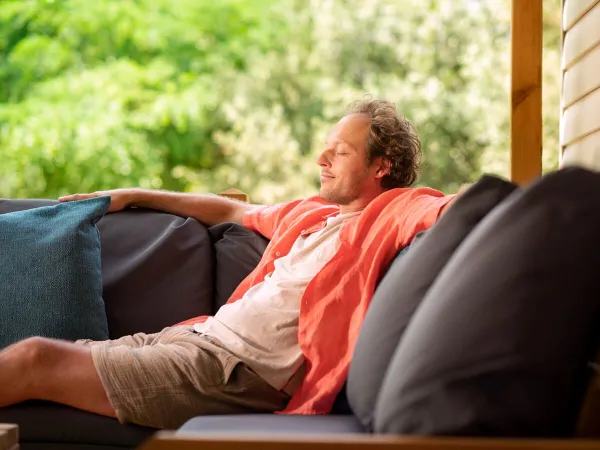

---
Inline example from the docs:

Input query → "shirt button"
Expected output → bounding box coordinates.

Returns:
[276,252,281,257]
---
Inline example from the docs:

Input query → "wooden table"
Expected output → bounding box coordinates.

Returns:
[0,425,18,450]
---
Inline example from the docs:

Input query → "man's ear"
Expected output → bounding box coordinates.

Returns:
[374,157,392,179]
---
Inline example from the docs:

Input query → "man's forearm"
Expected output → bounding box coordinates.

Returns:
[127,189,255,226]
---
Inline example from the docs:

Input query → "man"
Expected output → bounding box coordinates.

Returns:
[0,99,456,429]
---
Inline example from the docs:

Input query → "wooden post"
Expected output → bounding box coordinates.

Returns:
[510,0,543,184]
[559,0,564,164]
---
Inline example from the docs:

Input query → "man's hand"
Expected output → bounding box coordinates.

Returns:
[58,189,139,213]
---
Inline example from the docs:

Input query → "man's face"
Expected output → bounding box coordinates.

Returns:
[317,113,377,205]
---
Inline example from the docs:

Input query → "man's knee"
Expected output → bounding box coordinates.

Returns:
[8,337,92,398]
[13,336,55,367]
[10,336,77,373]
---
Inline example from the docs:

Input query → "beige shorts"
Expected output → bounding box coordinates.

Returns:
[77,326,290,429]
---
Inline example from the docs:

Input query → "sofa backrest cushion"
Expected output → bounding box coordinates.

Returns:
[374,167,600,437]
[347,175,517,431]
[0,200,215,338]
[98,207,215,337]
[208,222,269,311]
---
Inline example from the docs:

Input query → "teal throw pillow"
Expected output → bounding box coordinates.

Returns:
[0,196,110,348]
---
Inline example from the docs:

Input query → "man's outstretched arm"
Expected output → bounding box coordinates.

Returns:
[59,189,262,227]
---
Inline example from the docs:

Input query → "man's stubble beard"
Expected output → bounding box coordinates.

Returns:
[319,184,358,206]
[319,169,370,205]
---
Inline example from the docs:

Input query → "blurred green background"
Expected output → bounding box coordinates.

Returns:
[0,0,561,203]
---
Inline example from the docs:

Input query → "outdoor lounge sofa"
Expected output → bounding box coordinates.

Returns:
[3,168,600,450]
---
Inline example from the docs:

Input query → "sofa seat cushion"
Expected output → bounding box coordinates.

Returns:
[178,414,365,435]
[0,401,155,448]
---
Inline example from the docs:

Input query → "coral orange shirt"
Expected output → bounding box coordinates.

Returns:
[178,187,454,414]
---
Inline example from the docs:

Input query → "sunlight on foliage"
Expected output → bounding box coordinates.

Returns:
[0,0,561,203]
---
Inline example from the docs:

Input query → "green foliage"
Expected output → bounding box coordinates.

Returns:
[0,0,561,202]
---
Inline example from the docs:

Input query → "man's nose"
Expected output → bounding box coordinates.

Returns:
[317,150,331,167]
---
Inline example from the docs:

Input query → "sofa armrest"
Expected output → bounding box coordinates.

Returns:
[139,433,600,450]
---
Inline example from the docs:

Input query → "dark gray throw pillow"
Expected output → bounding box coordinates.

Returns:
[375,167,600,437]
[0,200,215,338]
[347,175,517,431]
[208,222,269,311]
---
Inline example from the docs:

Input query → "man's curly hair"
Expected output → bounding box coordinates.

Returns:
[347,99,421,189]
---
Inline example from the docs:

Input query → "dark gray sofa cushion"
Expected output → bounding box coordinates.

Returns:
[98,207,214,337]
[208,222,269,311]
[348,175,517,431]
[0,199,215,338]
[375,167,600,437]
[178,414,364,435]
[0,401,155,448]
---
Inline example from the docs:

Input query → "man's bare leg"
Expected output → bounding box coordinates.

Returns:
[0,337,116,418]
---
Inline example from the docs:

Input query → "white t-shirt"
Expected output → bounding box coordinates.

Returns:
[194,211,360,391]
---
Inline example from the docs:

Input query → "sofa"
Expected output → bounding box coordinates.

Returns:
[2,168,600,450]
